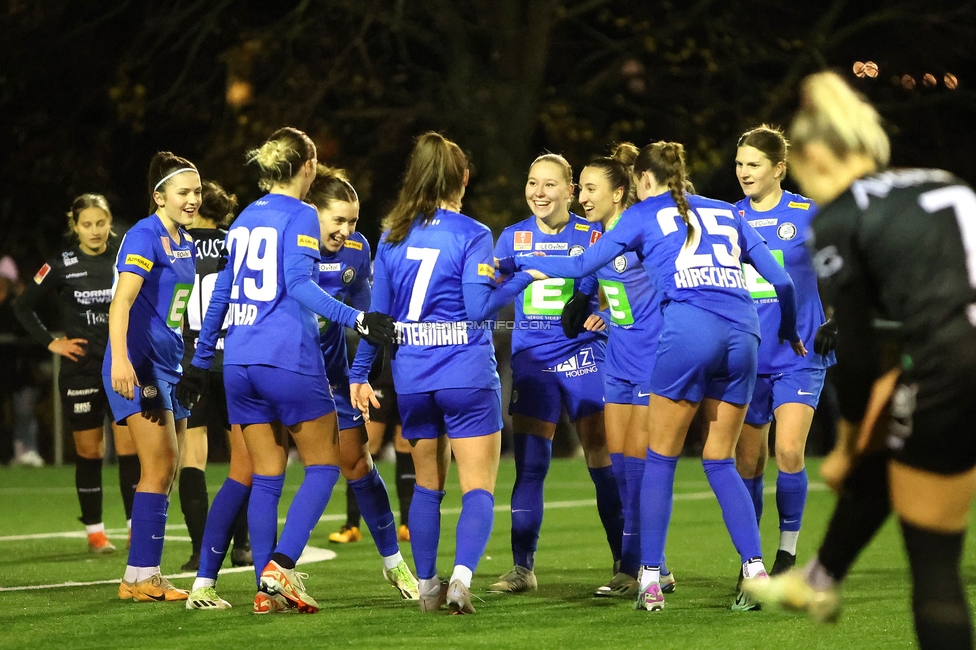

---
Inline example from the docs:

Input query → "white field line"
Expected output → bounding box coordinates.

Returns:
[0,546,336,592]
[0,483,829,543]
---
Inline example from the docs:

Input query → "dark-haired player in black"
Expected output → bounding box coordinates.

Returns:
[14,194,140,554]
[746,72,976,650]
[178,181,251,572]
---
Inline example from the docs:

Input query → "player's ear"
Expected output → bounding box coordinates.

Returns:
[462,168,470,187]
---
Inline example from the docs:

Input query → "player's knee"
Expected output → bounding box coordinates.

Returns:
[776,447,805,473]
[340,453,371,480]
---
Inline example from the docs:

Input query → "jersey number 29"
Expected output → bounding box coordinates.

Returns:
[226,226,279,301]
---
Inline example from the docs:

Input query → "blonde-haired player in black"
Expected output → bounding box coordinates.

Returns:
[746,71,976,650]
[14,194,140,553]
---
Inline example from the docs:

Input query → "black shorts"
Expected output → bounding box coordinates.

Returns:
[187,371,230,431]
[887,359,976,475]
[368,359,400,426]
[61,373,109,431]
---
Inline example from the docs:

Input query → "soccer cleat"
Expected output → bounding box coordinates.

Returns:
[253,591,290,614]
[594,572,639,598]
[397,525,410,543]
[742,568,841,623]
[732,571,768,611]
[328,525,362,544]
[636,582,665,611]
[419,580,449,613]
[446,579,476,615]
[88,531,116,554]
[118,580,133,600]
[128,574,189,602]
[660,572,677,594]
[383,560,420,600]
[231,545,253,567]
[186,586,232,610]
[181,553,200,572]
[487,566,537,593]
[258,560,319,614]
[771,549,797,576]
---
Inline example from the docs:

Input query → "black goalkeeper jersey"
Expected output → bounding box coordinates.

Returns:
[183,227,228,369]
[14,242,119,377]
[811,168,976,421]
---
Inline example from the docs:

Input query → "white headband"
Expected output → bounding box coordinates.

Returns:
[153,167,197,192]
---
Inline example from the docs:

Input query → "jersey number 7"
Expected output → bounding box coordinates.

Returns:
[405,247,440,321]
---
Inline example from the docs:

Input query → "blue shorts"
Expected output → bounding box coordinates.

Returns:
[399,388,503,440]
[605,374,653,406]
[745,367,827,426]
[330,379,365,431]
[224,365,335,427]
[509,346,605,422]
[649,302,759,405]
[103,376,190,425]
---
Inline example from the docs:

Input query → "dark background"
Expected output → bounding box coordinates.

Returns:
[3,0,974,268]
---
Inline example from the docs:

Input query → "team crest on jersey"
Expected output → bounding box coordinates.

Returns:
[787,201,811,210]
[141,385,159,399]
[613,255,628,273]
[590,230,602,245]
[343,239,363,251]
[514,231,533,251]
[342,267,356,284]
[776,222,797,241]
[569,245,585,257]
[62,251,78,266]
[34,263,51,285]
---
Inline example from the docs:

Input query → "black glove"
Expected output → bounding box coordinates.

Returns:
[356,311,398,346]
[561,290,591,339]
[176,364,209,410]
[814,318,839,356]
[216,253,229,272]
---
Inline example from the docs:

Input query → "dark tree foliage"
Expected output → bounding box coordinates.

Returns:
[2,0,974,268]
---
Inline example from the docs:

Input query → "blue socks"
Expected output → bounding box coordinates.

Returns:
[610,453,628,512]
[249,474,285,582]
[511,433,551,570]
[621,455,645,577]
[455,489,495,573]
[410,486,445,580]
[198,478,251,580]
[776,469,808,532]
[128,492,168,567]
[276,465,340,564]
[740,475,765,525]
[349,468,399,558]
[703,458,762,563]
[640,449,678,569]
[589,465,623,564]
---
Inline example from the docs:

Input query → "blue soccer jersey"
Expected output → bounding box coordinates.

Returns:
[595,214,663,384]
[193,193,360,375]
[103,214,196,383]
[736,191,836,373]
[316,232,372,380]
[494,214,606,366]
[351,209,504,392]
[515,193,787,339]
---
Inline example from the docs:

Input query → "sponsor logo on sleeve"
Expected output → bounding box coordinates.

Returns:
[478,263,495,277]
[33,263,52,284]
[574,223,590,232]
[297,234,319,250]
[125,254,153,272]
[787,201,811,210]
[343,239,363,251]
[590,230,602,245]
[569,245,585,257]
[514,231,533,251]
